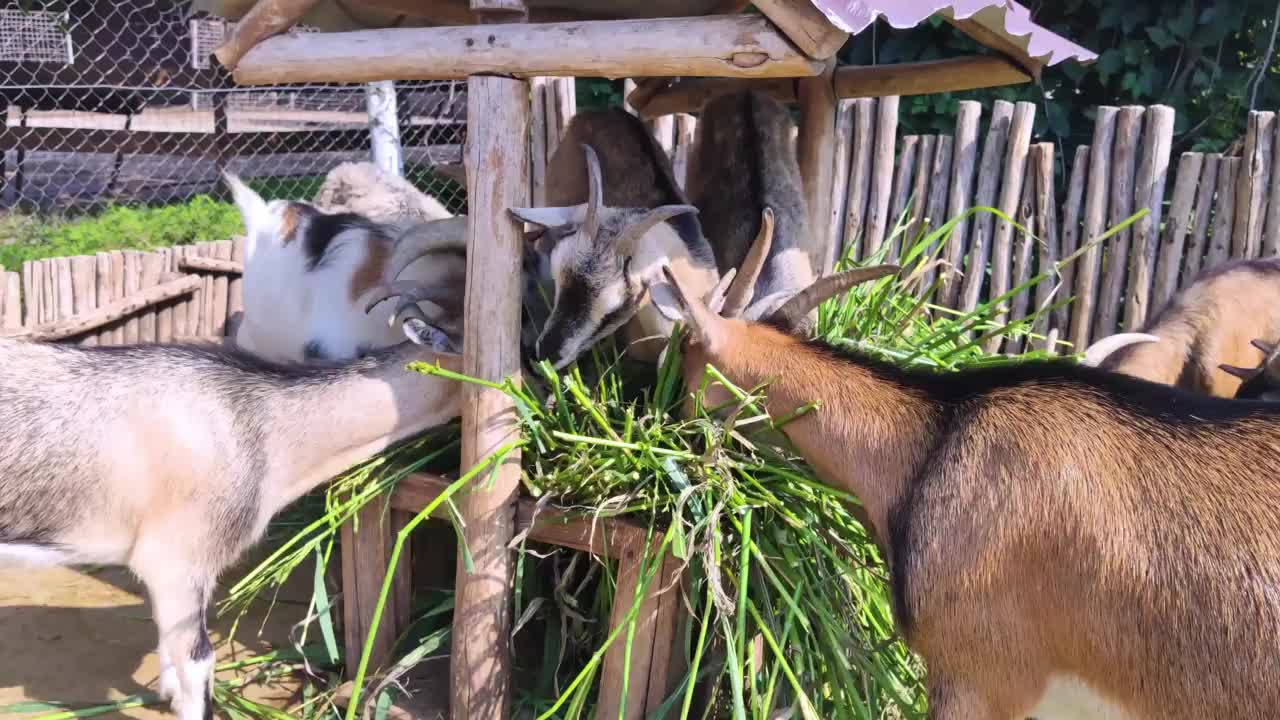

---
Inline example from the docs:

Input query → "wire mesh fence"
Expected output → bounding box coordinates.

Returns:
[1,0,467,216]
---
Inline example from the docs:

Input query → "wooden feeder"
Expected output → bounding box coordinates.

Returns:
[201,1,1094,716]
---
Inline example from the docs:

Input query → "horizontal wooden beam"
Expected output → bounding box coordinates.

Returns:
[6,274,200,341]
[633,55,1032,118]
[231,15,824,85]
[391,472,648,560]
[213,0,322,71]
[834,55,1032,99]
[181,256,245,274]
[751,0,848,59]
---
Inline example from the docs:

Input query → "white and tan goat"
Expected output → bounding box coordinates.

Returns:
[1081,257,1280,396]
[0,308,460,720]
[224,172,467,361]
[650,232,1280,719]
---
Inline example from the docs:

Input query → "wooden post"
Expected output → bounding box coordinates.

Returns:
[1123,105,1175,331]
[1068,106,1118,350]
[1029,143,1059,350]
[841,98,875,261]
[1207,157,1239,268]
[1005,161,1037,354]
[213,241,234,336]
[2,272,20,332]
[906,134,936,248]
[366,80,405,177]
[1264,119,1280,256]
[958,99,1013,315]
[139,252,164,343]
[863,95,899,258]
[1233,110,1275,259]
[751,0,848,59]
[983,101,1034,353]
[450,74,529,720]
[341,498,404,674]
[1151,153,1203,309]
[797,61,837,273]
[1094,105,1143,340]
[885,134,919,260]
[940,100,981,307]
[1183,155,1221,286]
[672,113,697,191]
[71,256,98,347]
[122,252,142,344]
[213,0,322,70]
[825,99,856,269]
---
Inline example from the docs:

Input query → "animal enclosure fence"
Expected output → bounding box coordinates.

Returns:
[0,0,466,213]
[824,98,1280,354]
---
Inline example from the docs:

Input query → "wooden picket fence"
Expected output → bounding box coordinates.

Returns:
[822,98,1280,356]
[0,237,245,345]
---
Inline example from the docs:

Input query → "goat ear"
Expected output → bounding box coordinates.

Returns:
[509,206,581,230]
[223,171,266,224]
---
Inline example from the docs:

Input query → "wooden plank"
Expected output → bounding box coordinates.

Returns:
[341,499,400,674]
[156,248,175,343]
[93,253,112,344]
[636,77,796,120]
[1068,107,1118,350]
[141,252,166,343]
[797,61,838,272]
[907,134,936,248]
[920,134,953,291]
[231,16,825,85]
[1207,157,1239,268]
[885,134,920,260]
[197,243,216,337]
[54,258,74,325]
[5,276,201,342]
[834,55,1031,99]
[1182,154,1220,287]
[529,77,549,207]
[109,252,126,345]
[598,542,660,720]
[1264,117,1280,256]
[1005,163,1037,354]
[70,256,98,347]
[229,236,247,318]
[212,240,234,336]
[825,99,856,270]
[862,95,899,258]
[841,98,875,261]
[2,272,20,332]
[643,552,686,716]
[171,247,191,340]
[121,252,143,344]
[41,260,55,326]
[751,0,848,59]
[451,74,529,720]
[957,99,1014,315]
[1123,105,1176,331]
[213,0,323,70]
[21,261,38,329]
[1151,153,1204,309]
[940,101,981,307]
[983,101,1035,352]
[1029,143,1060,351]
[1233,110,1275,258]
[1094,105,1144,341]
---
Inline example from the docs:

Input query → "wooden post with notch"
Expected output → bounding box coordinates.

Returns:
[450,73,529,720]
[797,60,838,273]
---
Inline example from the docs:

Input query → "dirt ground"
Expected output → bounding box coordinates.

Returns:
[0,554,309,720]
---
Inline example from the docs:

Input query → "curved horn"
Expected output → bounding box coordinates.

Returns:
[616,204,699,248]
[383,216,468,284]
[1219,363,1259,381]
[705,267,737,314]
[1080,332,1159,367]
[362,279,457,316]
[721,207,775,319]
[766,264,901,330]
[581,143,604,238]
[1251,338,1278,356]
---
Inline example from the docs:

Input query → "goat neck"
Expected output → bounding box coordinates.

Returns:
[264,344,461,513]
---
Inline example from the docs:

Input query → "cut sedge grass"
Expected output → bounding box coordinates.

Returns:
[209,205,1144,719]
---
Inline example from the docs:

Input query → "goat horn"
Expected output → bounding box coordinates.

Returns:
[582,143,604,238]
[383,217,468,284]
[1251,338,1278,356]
[1219,363,1260,381]
[721,207,775,319]
[705,267,737,314]
[363,280,455,316]
[617,204,699,249]
[1080,333,1159,367]
[766,265,901,330]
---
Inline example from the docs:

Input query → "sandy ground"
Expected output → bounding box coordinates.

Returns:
[0,553,309,720]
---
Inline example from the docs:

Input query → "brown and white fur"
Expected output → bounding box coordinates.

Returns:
[650,232,1280,719]
[224,172,467,362]
[1081,257,1280,397]
[0,318,460,720]
[687,89,817,331]
[510,108,719,368]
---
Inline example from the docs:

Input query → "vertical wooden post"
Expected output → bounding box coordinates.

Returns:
[366,80,405,177]
[341,499,402,673]
[983,100,1035,353]
[1183,155,1221,286]
[841,98,875,261]
[1151,153,1203,309]
[1123,105,1175,331]
[825,100,856,269]
[1068,106,1118,350]
[957,99,1013,316]
[940,101,981,307]
[1233,110,1275,259]
[450,73,529,720]
[1094,105,1143,340]
[863,95,899,259]
[797,61,837,274]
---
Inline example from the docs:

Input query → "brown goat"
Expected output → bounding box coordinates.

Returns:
[1083,257,1280,396]
[649,229,1280,719]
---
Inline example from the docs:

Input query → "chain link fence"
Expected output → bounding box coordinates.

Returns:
[1,0,467,215]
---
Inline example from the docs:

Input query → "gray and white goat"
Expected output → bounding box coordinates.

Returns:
[0,317,460,720]
[686,89,817,331]
[224,172,467,361]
